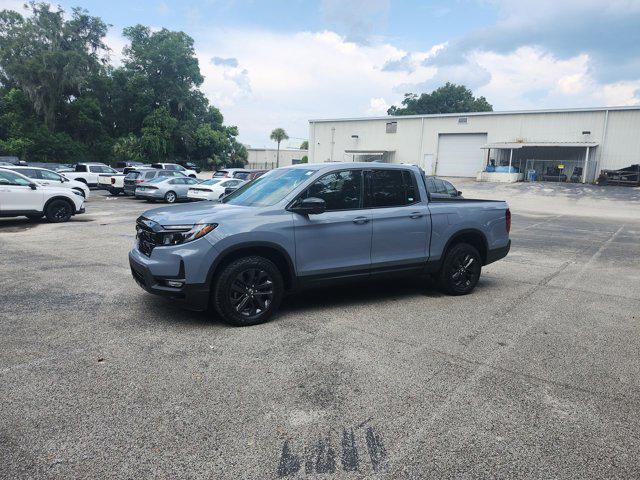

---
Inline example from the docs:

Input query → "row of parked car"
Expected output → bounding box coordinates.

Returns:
[0,157,466,224]
[105,166,266,203]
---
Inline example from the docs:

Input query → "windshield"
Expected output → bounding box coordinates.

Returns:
[224,168,315,207]
[125,171,141,179]
[200,178,222,186]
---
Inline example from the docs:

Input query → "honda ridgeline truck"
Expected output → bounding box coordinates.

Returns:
[129,163,511,326]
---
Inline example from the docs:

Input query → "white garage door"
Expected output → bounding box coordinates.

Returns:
[436,133,487,177]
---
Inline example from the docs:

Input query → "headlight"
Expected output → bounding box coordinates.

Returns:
[72,190,84,197]
[158,223,217,246]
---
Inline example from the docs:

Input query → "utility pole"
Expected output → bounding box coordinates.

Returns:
[330,127,335,162]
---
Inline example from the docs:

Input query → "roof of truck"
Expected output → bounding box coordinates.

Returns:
[287,162,419,171]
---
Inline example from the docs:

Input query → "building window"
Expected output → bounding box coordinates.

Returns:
[385,121,397,133]
[458,117,468,124]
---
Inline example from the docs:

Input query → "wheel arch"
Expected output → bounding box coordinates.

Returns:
[43,195,76,213]
[442,228,488,265]
[207,242,296,291]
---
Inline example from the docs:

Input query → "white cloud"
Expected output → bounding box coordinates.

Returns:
[196,29,436,146]
[472,47,640,109]
[367,97,389,114]
[104,31,128,66]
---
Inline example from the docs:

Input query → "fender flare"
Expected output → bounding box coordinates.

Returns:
[205,241,296,287]
[439,228,489,265]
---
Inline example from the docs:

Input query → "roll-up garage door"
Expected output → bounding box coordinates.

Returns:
[436,133,487,177]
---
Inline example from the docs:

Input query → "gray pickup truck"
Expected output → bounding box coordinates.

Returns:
[129,163,511,326]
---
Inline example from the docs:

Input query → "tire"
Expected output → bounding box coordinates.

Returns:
[438,243,482,295]
[164,191,177,203]
[212,256,284,327]
[45,199,73,223]
[108,188,118,196]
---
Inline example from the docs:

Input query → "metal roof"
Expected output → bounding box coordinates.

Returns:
[482,141,599,149]
[309,105,640,123]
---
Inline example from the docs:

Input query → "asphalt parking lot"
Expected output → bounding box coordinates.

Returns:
[2,188,640,479]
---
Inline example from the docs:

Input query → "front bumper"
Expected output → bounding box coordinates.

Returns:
[129,251,210,311]
[76,206,85,214]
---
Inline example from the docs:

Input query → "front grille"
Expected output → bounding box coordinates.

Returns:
[136,217,159,256]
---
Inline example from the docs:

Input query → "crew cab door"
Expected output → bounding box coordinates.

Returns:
[366,169,430,270]
[0,169,43,213]
[292,169,372,278]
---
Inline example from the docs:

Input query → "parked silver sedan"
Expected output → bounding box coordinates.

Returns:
[135,176,200,203]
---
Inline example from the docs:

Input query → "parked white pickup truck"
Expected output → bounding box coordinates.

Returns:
[98,173,126,195]
[63,163,118,187]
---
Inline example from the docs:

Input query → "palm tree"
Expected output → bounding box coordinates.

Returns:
[270,128,289,168]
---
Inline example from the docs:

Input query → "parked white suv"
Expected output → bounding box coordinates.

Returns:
[6,165,90,198]
[151,163,198,178]
[0,168,85,222]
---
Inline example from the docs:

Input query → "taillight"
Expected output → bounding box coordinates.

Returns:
[136,179,144,183]
[111,178,116,184]
[505,208,511,233]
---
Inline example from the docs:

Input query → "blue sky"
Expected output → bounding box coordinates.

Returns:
[2,0,639,148]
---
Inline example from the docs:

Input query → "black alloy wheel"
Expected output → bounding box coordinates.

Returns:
[230,268,274,317]
[213,256,284,326]
[45,200,73,223]
[439,243,481,295]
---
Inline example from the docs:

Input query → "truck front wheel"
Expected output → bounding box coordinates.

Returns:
[212,256,284,326]
[438,243,482,295]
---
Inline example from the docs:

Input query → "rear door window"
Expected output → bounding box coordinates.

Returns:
[366,169,416,207]
[145,171,157,179]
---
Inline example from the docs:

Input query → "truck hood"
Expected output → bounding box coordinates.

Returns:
[140,201,253,226]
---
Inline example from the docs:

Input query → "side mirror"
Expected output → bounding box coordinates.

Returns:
[457,190,462,196]
[29,183,37,190]
[290,197,326,215]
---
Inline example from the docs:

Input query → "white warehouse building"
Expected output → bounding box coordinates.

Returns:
[308,106,640,183]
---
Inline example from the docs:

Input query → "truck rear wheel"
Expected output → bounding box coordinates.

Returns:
[438,243,481,295]
[212,256,284,326]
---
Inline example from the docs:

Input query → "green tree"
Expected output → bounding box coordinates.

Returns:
[0,2,108,132]
[270,128,289,168]
[112,134,143,162]
[0,5,246,167]
[139,107,178,161]
[300,140,308,150]
[388,82,493,116]
[121,25,203,120]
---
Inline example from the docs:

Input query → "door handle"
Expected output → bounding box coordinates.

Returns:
[410,212,423,219]
[353,216,369,224]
